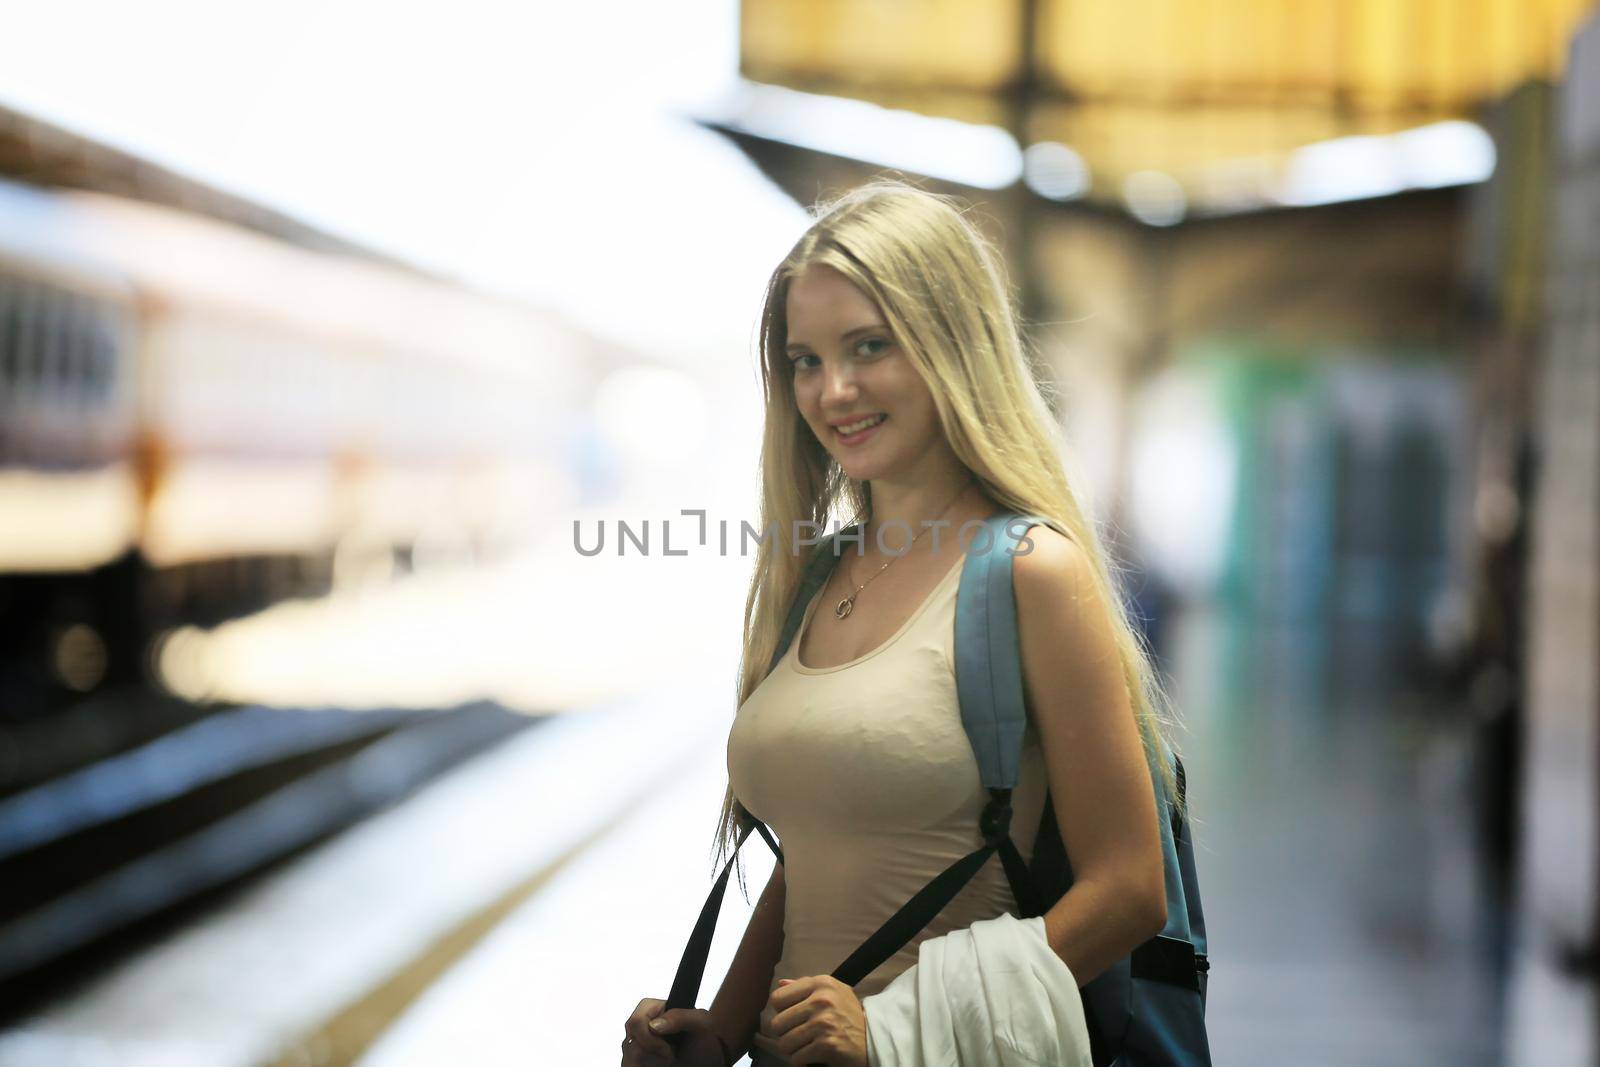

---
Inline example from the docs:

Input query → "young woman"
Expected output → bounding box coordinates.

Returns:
[621,179,1176,1066]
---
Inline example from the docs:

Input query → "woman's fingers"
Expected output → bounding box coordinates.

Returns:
[749,1029,786,1060]
[620,1032,673,1063]
[650,1007,715,1036]
[778,1015,855,1063]
[621,1000,726,1065]
[622,998,673,1060]
[768,994,820,1036]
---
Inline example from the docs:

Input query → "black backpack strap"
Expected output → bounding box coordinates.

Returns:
[751,817,784,867]
[665,814,783,1014]
[830,789,1020,987]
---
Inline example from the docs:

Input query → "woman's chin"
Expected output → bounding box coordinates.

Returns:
[836,458,885,482]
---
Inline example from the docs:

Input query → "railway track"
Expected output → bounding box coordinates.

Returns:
[0,690,534,1017]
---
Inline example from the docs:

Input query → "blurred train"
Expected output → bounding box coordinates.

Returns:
[0,173,593,718]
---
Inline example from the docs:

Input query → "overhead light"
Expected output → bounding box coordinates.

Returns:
[1122,170,1187,226]
[1023,141,1089,201]
[1273,120,1494,208]
[708,80,1023,190]
[1392,120,1497,188]
[1277,135,1405,206]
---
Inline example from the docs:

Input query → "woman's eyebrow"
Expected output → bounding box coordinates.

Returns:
[785,323,889,353]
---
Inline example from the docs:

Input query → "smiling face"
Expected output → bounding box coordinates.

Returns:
[784,265,946,485]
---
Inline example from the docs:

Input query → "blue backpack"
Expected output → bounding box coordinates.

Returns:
[669,511,1211,1066]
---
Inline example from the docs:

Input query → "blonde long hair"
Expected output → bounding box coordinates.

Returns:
[716,177,1179,887]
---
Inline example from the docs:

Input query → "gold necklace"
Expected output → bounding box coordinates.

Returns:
[834,477,974,620]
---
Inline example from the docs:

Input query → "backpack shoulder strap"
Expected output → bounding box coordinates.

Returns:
[954,512,1052,789]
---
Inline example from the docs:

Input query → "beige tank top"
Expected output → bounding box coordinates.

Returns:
[726,550,1050,1023]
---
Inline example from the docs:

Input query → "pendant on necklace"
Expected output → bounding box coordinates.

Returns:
[835,596,855,619]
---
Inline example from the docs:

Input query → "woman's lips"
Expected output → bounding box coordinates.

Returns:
[834,414,886,446]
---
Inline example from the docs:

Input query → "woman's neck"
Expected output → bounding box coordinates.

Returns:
[862,473,988,559]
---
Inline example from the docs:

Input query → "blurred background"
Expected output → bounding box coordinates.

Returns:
[0,1,1596,1064]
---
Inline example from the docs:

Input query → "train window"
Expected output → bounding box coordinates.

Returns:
[14,281,37,397]
[86,309,118,405]
[38,287,63,400]
[43,286,71,402]
[0,278,18,390]
[62,293,79,396]
[71,294,101,409]
[60,293,85,410]
[16,281,42,397]
[41,289,65,401]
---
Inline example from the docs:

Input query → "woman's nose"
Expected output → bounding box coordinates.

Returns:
[820,361,858,407]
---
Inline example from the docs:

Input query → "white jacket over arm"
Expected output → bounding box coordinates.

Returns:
[862,913,1092,1067]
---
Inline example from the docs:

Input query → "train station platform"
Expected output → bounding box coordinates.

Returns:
[0,602,1519,1066]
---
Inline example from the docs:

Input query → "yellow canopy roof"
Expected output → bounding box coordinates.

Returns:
[739,0,1596,200]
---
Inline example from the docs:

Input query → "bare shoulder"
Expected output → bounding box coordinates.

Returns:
[1009,523,1096,605]
[1009,523,1119,667]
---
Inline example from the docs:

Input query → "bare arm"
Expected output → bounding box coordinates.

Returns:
[1013,527,1166,986]
[708,859,787,1060]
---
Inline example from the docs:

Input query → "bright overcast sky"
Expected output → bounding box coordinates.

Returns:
[0,0,807,364]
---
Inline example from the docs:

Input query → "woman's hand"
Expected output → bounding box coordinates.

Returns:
[621,998,727,1066]
[762,976,868,1066]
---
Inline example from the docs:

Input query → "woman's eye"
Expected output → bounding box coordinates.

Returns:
[855,337,889,358]
[789,353,819,371]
